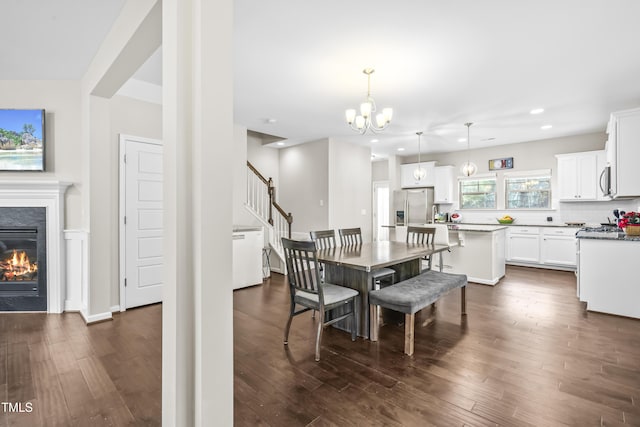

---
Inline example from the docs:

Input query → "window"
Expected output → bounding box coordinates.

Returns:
[459,177,496,209]
[505,172,551,209]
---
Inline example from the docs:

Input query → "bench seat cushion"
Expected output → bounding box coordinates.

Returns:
[368,270,467,315]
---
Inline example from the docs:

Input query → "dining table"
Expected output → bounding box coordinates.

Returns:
[316,240,450,338]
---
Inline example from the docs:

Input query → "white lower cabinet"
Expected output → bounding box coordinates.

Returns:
[540,228,577,267]
[578,238,640,318]
[507,226,578,269]
[232,228,264,289]
[507,227,540,263]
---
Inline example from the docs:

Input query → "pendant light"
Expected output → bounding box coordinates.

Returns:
[345,68,393,134]
[461,122,477,177]
[413,131,426,180]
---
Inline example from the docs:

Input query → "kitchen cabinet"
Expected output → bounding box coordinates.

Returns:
[506,226,578,269]
[447,226,506,285]
[556,151,603,201]
[506,227,540,263]
[540,228,577,267]
[607,107,640,198]
[578,237,640,319]
[434,165,454,204]
[400,162,435,188]
[232,228,264,290]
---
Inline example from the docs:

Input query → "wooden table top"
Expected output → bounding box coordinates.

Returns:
[316,241,449,272]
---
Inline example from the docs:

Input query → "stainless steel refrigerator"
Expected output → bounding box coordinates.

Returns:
[393,188,435,225]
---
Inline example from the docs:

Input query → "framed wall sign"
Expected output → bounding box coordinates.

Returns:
[489,157,513,170]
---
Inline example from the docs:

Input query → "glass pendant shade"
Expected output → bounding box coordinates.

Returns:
[345,109,356,124]
[360,101,372,118]
[461,161,477,177]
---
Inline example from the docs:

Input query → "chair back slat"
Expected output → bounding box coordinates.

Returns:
[406,226,436,244]
[309,229,337,249]
[338,227,362,246]
[282,238,321,294]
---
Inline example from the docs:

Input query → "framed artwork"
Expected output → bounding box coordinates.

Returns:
[0,109,45,171]
[489,157,513,170]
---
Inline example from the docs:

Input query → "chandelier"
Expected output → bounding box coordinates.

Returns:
[413,131,426,180]
[345,68,393,134]
[461,122,477,177]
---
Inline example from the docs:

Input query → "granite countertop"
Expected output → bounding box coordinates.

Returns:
[448,224,507,232]
[458,222,582,228]
[233,226,263,232]
[576,230,640,241]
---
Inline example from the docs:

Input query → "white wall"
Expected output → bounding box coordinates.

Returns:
[247,132,279,190]
[0,80,83,228]
[109,95,162,307]
[328,139,373,242]
[372,159,388,181]
[279,139,329,234]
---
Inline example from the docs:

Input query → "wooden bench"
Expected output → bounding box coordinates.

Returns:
[368,270,467,355]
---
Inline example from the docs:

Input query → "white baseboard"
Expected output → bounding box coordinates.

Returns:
[64,300,83,312]
[81,311,113,324]
[110,305,121,313]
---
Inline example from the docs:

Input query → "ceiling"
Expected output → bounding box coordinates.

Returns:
[4,1,640,158]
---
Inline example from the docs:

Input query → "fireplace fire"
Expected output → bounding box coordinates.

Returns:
[0,250,38,281]
[0,225,43,307]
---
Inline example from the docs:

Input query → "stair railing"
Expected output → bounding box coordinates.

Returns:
[246,161,292,251]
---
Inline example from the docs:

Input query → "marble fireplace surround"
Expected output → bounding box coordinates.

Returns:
[0,180,71,313]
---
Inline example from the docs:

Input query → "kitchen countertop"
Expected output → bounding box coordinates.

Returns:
[576,230,640,241]
[455,222,582,228]
[448,224,507,232]
[383,222,581,229]
[233,226,263,232]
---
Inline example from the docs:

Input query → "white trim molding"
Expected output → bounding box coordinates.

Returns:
[64,230,89,315]
[0,180,71,313]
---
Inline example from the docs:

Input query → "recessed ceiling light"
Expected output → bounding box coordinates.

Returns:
[530,108,545,115]
[458,138,467,143]
[397,147,405,152]
[370,139,379,143]
[541,124,552,130]
[266,118,277,124]
[276,142,285,146]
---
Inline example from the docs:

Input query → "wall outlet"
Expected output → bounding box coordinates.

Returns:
[547,216,553,222]
[361,209,367,215]
[319,199,323,206]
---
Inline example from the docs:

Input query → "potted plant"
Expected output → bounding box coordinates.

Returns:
[618,211,640,235]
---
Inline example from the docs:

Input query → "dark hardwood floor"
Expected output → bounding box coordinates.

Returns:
[235,266,640,426]
[2,266,639,426]
[0,304,161,426]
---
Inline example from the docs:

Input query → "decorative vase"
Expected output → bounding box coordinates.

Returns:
[624,225,640,236]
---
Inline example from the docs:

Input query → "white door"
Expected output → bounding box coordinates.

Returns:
[120,135,163,309]
[372,182,390,241]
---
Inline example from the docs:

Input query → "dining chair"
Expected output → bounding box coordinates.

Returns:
[310,229,337,249]
[338,227,362,246]
[281,237,359,361]
[338,227,395,285]
[406,226,436,270]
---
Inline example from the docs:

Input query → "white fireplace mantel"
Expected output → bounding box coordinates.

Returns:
[0,180,72,313]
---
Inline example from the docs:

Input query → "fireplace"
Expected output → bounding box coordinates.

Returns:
[0,207,47,311]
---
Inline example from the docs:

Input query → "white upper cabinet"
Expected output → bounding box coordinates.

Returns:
[608,107,640,198]
[434,165,454,203]
[556,151,603,201]
[400,162,435,188]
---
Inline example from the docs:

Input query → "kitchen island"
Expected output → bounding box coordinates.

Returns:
[577,229,640,319]
[446,224,507,285]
